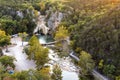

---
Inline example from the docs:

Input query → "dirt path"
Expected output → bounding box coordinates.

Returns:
[3,37,36,71]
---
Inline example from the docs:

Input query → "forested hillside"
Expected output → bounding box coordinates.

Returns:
[61,0,120,79]
[0,0,120,80]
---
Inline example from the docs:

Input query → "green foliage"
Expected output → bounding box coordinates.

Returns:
[103,64,115,77]
[0,0,36,34]
[98,59,104,69]
[27,35,49,69]
[0,59,15,80]
[39,67,51,80]
[55,26,69,41]
[61,0,120,79]
[0,62,5,80]
[18,32,28,46]
[116,76,120,80]
[54,26,69,54]
[0,0,120,79]
[12,69,50,80]
[78,51,95,75]
[0,56,15,68]
[0,30,10,47]
[28,35,39,46]
[0,48,3,56]
[51,65,62,80]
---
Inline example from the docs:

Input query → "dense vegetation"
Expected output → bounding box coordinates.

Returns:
[60,0,120,79]
[25,35,49,69]
[0,0,120,80]
[0,0,38,34]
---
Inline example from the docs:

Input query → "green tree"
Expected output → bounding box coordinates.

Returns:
[0,48,3,56]
[40,67,51,80]
[55,26,69,41]
[51,64,62,80]
[0,30,10,52]
[103,64,115,77]
[11,69,51,80]
[27,35,49,69]
[18,32,28,46]
[78,51,95,75]
[12,69,40,80]
[116,76,120,80]
[0,56,15,68]
[54,26,69,55]
[98,59,104,69]
[28,35,39,46]
[0,62,5,80]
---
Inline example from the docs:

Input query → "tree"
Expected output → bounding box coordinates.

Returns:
[51,64,62,80]
[0,56,15,68]
[116,76,120,80]
[12,69,41,80]
[40,67,51,80]
[27,35,49,69]
[18,32,28,46]
[0,48,3,56]
[0,62,5,80]
[78,51,95,75]
[103,64,115,78]
[54,26,69,55]
[11,68,51,80]
[28,35,39,46]
[61,0,120,78]
[55,26,69,41]
[0,30,10,52]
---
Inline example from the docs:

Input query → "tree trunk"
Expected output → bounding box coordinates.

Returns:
[6,45,9,52]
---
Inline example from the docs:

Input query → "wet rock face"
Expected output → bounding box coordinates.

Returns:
[34,11,64,35]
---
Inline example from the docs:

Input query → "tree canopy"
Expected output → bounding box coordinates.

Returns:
[0,30,10,47]
[26,35,49,69]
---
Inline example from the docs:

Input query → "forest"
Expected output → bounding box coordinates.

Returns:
[0,0,120,80]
